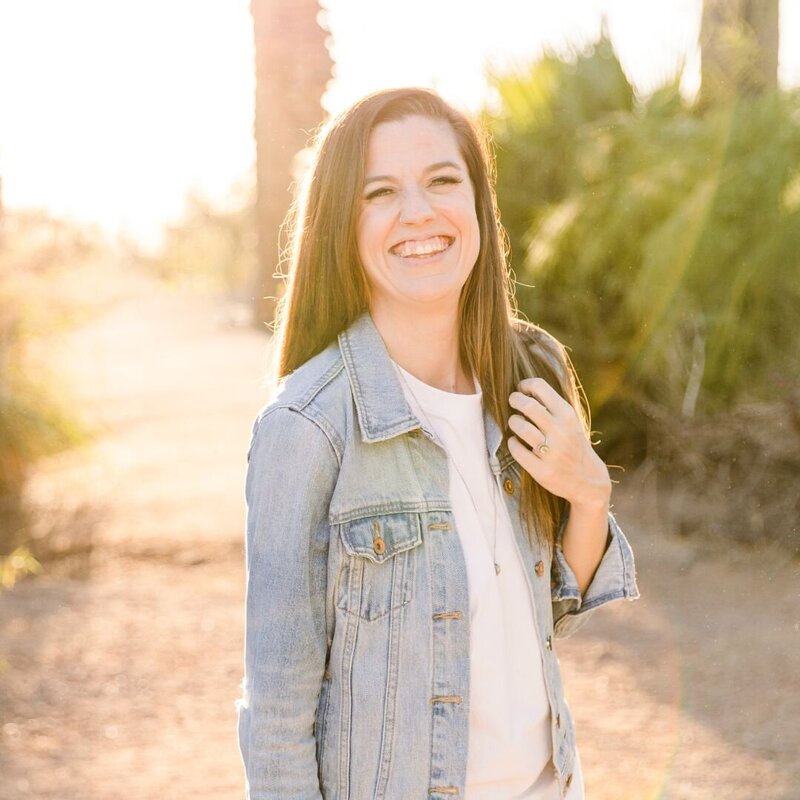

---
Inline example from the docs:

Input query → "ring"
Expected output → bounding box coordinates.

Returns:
[536,438,550,455]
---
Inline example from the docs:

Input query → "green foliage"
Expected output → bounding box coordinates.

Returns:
[485,34,635,265]
[0,211,94,551]
[0,346,85,494]
[485,39,800,459]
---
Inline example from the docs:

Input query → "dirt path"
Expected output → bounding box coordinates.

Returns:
[1,266,798,799]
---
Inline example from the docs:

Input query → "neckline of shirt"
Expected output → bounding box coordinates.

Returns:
[391,358,483,423]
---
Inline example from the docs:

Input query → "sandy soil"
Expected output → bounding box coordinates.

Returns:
[1,264,798,799]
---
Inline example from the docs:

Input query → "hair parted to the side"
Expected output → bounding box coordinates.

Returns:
[268,86,593,550]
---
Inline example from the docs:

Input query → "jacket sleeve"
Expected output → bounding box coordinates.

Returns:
[551,504,639,638]
[236,406,339,799]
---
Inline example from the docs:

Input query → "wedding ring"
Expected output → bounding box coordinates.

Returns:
[536,438,550,455]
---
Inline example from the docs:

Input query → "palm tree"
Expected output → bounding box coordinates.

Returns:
[250,0,332,328]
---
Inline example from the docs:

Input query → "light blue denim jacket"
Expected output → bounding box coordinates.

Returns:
[237,310,639,799]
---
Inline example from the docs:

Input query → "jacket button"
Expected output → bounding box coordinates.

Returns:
[535,560,544,577]
[546,635,552,650]
[373,537,386,555]
[566,773,573,788]
[503,478,514,494]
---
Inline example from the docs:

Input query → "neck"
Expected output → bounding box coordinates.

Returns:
[369,300,473,394]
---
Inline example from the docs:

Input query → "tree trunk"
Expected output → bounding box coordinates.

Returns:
[699,0,779,109]
[250,0,331,330]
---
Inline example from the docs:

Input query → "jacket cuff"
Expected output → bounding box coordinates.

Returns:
[551,505,640,636]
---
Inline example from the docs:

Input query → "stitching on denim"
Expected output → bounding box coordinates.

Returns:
[339,322,425,441]
[259,405,342,469]
[330,501,451,525]
[566,588,627,614]
[295,355,344,411]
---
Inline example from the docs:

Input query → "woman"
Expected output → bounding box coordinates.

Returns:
[236,87,639,799]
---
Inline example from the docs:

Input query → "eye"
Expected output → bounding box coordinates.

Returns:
[365,186,394,201]
[429,175,462,188]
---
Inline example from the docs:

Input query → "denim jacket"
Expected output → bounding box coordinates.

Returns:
[237,310,639,799]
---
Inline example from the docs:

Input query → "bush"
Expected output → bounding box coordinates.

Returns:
[485,38,800,550]
[0,210,94,555]
[487,41,800,431]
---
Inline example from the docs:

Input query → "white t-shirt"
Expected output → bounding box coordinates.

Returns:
[391,360,584,800]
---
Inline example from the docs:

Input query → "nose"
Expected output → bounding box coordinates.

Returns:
[399,187,434,225]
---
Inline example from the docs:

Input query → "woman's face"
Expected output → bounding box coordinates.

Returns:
[356,114,480,317]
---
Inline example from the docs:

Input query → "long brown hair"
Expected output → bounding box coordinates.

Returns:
[270,87,592,549]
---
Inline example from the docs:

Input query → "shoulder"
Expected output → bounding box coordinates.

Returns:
[250,340,352,463]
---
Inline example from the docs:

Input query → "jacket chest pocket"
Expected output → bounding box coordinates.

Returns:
[334,511,424,622]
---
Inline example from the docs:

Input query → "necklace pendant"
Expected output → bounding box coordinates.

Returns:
[494,562,501,575]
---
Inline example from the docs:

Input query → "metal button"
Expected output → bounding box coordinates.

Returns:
[371,519,385,554]
[546,635,552,650]
[535,560,544,577]
[566,773,573,788]
[503,478,514,494]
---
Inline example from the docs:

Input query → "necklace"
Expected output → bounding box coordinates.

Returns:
[392,362,503,576]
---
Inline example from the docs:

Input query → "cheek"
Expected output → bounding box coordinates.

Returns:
[453,192,480,245]
[355,218,375,269]
[356,216,388,287]
[356,210,387,259]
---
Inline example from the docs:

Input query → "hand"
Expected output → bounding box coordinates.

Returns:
[507,378,612,509]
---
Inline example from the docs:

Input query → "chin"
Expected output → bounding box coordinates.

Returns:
[401,284,464,308]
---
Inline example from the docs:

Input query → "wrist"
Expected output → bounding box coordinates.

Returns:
[568,483,612,515]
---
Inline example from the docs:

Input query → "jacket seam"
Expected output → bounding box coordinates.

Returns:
[330,500,451,525]
[277,348,344,412]
[563,588,630,615]
[259,403,342,468]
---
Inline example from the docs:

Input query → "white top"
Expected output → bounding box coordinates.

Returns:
[391,360,583,799]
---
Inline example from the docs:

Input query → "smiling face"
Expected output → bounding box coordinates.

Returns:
[356,114,481,318]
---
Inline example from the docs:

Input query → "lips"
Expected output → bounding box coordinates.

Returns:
[389,235,454,258]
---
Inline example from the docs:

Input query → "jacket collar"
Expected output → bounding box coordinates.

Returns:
[337,310,509,469]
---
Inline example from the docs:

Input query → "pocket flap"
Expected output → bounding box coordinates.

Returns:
[339,512,423,564]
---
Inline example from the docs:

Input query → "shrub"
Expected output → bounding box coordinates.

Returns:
[485,38,800,551]
[0,210,94,554]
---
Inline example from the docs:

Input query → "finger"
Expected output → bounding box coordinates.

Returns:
[508,435,544,476]
[517,377,572,417]
[508,390,553,435]
[508,413,547,454]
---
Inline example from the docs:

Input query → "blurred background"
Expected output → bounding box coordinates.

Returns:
[1,1,798,797]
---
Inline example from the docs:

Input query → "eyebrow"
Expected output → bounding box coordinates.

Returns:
[364,161,464,186]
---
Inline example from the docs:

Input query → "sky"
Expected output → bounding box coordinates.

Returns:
[1,0,799,248]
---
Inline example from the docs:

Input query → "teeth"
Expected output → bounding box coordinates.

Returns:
[392,236,451,258]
